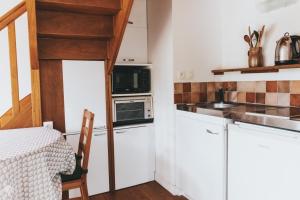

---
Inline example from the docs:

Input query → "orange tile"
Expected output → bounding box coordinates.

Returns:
[237,92,246,103]
[266,81,278,92]
[174,94,182,104]
[256,93,265,104]
[182,93,191,103]
[207,82,215,92]
[174,83,183,94]
[191,83,201,93]
[277,81,290,93]
[290,81,300,94]
[207,92,215,102]
[290,94,300,107]
[246,93,256,103]
[191,93,200,103]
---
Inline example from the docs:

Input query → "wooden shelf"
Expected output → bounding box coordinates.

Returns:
[212,64,300,75]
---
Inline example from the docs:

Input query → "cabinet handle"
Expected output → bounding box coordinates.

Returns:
[128,21,134,24]
[206,129,219,135]
[94,132,106,137]
[128,58,135,62]
[116,131,127,134]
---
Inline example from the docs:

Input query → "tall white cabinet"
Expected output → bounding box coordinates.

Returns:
[175,110,228,200]
[63,61,109,197]
[117,0,148,64]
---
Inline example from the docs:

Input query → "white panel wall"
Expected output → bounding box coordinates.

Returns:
[0,1,31,114]
[172,0,223,82]
[148,0,177,194]
[218,0,300,82]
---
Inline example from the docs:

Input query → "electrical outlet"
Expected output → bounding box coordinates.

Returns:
[43,121,53,129]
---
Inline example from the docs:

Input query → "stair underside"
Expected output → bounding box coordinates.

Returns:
[37,10,114,40]
[37,0,121,15]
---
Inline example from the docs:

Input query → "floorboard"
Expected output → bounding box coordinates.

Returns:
[70,181,187,200]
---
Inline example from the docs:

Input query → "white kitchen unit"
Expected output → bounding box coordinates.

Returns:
[66,129,109,197]
[63,61,109,197]
[114,123,155,190]
[175,110,230,200]
[228,123,300,200]
[117,0,148,64]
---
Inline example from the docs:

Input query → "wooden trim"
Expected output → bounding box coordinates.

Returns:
[105,61,115,191]
[8,22,20,115]
[107,0,134,74]
[212,64,300,75]
[26,0,42,126]
[0,94,32,129]
[0,1,26,31]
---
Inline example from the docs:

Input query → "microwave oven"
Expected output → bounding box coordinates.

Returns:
[112,95,154,127]
[112,66,151,94]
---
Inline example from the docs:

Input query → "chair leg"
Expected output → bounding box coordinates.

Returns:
[80,185,85,200]
[81,178,89,200]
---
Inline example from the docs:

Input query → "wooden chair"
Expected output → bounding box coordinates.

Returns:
[61,109,95,200]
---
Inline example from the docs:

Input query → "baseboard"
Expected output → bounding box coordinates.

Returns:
[154,172,177,195]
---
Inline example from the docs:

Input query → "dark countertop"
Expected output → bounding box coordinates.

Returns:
[177,103,300,132]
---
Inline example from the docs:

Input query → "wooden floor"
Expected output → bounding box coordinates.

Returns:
[71,181,187,200]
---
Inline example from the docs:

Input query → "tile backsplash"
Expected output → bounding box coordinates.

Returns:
[174,81,300,107]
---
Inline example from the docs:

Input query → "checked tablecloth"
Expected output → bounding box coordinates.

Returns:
[0,127,76,200]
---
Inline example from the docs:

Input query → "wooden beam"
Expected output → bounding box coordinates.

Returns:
[38,38,107,60]
[105,61,115,191]
[26,0,42,127]
[107,0,134,74]
[8,22,20,115]
[40,60,66,133]
[0,1,26,31]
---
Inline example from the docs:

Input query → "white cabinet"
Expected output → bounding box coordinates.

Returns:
[114,124,155,190]
[67,130,109,198]
[175,110,228,200]
[117,0,148,64]
[62,61,109,197]
[228,123,300,200]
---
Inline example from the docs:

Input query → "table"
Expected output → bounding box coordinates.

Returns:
[0,127,76,200]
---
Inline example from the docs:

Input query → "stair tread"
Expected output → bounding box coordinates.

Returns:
[37,10,114,40]
[37,0,121,15]
[38,33,112,40]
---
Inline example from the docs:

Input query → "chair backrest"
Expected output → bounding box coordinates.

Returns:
[78,109,95,172]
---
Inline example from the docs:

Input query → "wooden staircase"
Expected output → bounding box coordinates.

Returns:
[0,0,133,191]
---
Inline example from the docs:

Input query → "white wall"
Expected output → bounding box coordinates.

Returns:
[0,1,31,114]
[172,0,223,82]
[148,0,177,194]
[171,0,300,83]
[218,0,300,82]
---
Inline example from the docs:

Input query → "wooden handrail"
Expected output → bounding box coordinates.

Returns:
[0,1,26,31]
[107,0,134,74]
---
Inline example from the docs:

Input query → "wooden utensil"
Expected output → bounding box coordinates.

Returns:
[244,35,251,47]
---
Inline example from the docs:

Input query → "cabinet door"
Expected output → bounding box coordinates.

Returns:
[67,130,109,198]
[114,124,155,190]
[228,123,300,200]
[117,27,148,64]
[176,112,226,200]
[127,0,147,28]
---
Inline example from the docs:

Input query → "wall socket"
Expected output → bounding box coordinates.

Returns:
[43,121,54,129]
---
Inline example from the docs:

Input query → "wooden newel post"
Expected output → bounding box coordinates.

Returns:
[26,0,42,127]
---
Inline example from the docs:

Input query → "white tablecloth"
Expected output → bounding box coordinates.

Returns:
[0,127,76,200]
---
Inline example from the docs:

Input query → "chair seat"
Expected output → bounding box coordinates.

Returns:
[61,154,87,182]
